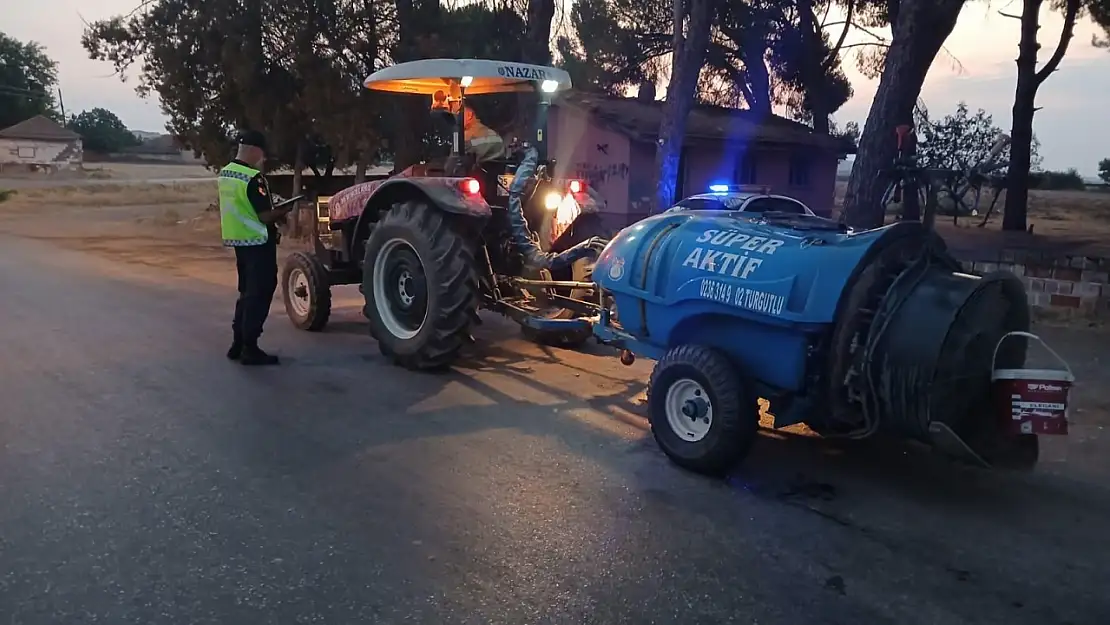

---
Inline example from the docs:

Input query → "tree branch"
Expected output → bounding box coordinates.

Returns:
[839,42,889,51]
[822,0,856,71]
[1034,0,1080,86]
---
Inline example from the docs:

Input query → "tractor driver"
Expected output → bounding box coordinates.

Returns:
[218,130,294,366]
[462,107,506,163]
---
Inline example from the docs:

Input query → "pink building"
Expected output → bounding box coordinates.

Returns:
[547,91,852,228]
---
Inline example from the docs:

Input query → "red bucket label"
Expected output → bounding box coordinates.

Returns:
[993,377,1071,435]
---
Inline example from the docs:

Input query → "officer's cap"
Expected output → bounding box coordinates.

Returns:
[236,129,268,153]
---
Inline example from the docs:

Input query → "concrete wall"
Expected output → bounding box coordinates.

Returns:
[0,138,82,170]
[549,106,632,223]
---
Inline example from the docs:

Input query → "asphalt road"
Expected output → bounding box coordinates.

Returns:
[0,234,1107,625]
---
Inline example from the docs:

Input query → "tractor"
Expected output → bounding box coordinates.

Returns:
[280,58,612,370]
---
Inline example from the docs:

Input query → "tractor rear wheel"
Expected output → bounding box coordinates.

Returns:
[362,200,479,371]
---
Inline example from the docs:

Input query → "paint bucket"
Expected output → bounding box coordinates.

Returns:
[992,331,1074,436]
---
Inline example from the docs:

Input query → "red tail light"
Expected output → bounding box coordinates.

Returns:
[568,179,583,194]
[461,178,481,195]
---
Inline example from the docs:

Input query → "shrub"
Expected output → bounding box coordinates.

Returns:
[1031,169,1086,191]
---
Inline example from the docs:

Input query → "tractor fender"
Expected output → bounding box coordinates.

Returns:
[351,177,491,258]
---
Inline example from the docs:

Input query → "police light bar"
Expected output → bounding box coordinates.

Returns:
[709,183,771,194]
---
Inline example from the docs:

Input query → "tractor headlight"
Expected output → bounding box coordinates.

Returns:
[555,194,580,228]
[543,191,562,210]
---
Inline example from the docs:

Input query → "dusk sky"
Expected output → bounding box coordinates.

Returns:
[7,1,1110,177]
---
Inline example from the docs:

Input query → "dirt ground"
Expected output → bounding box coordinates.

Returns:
[0,178,1108,484]
[834,181,1110,258]
[0,162,213,191]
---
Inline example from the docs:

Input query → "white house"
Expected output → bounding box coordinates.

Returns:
[0,115,83,173]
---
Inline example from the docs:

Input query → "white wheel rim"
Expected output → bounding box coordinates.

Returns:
[372,237,426,340]
[665,379,713,442]
[288,268,311,318]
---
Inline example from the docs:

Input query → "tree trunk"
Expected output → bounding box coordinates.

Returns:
[290,140,306,239]
[841,0,966,228]
[1004,1,1041,231]
[653,0,712,212]
[525,0,556,64]
[740,44,772,116]
[355,151,369,183]
[1004,0,1080,231]
[391,0,440,171]
[796,0,830,135]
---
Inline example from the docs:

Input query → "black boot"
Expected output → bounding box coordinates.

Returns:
[240,343,280,366]
[227,340,243,360]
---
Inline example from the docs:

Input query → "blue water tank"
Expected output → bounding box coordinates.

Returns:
[593,211,895,392]
[593,210,1036,470]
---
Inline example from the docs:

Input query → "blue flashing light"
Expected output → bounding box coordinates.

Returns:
[708,184,730,193]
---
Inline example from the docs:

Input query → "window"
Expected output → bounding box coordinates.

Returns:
[743,197,809,215]
[17,146,35,159]
[676,197,728,210]
[735,155,757,184]
[789,154,811,187]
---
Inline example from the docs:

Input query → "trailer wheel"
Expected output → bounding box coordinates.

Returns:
[282,251,332,331]
[362,200,478,371]
[648,345,758,476]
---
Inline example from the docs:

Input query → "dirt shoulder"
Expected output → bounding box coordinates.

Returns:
[0,179,264,289]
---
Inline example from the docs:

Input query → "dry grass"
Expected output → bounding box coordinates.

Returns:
[834,181,1110,256]
[2,181,216,208]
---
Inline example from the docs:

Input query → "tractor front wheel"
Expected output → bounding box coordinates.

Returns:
[362,200,479,371]
[282,251,332,331]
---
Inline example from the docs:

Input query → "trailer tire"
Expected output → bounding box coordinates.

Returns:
[362,200,478,371]
[282,251,332,331]
[648,344,758,476]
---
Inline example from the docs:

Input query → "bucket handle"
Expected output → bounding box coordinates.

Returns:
[991,331,1073,378]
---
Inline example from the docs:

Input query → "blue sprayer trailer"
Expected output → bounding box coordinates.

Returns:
[592,210,1037,476]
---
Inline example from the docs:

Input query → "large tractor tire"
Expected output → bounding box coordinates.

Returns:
[521,257,596,348]
[362,200,479,371]
[647,345,760,477]
[282,251,332,331]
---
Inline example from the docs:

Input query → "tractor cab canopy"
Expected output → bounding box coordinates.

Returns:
[364,58,572,97]
[364,58,572,164]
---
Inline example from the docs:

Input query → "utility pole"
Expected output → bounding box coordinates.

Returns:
[57,87,67,123]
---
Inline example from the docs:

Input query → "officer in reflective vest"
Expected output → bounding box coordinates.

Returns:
[219,130,293,365]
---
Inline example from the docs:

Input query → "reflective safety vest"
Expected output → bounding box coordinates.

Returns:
[465,122,505,163]
[218,161,269,246]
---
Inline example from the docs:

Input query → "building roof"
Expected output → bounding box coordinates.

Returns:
[0,115,81,141]
[553,91,853,154]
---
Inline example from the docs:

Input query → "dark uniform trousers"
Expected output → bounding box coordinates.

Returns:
[233,241,278,345]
